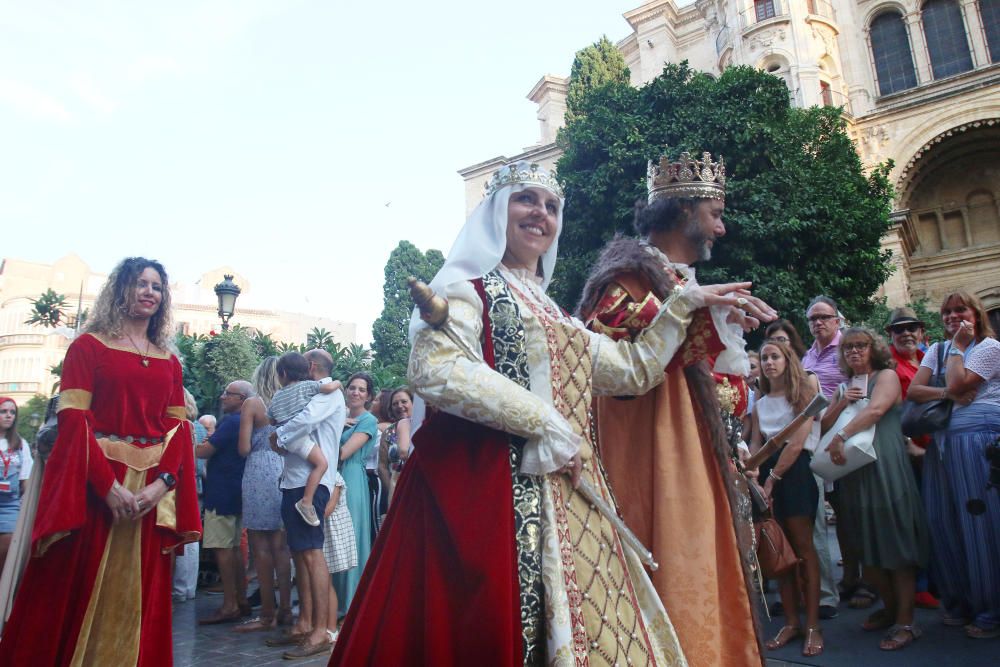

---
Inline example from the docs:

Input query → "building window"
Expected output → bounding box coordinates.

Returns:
[922,0,974,78]
[982,0,1000,62]
[755,0,777,22]
[870,12,919,95]
[820,80,834,106]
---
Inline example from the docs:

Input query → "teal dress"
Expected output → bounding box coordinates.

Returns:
[333,411,378,616]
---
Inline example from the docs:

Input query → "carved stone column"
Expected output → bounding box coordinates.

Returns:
[905,11,933,84]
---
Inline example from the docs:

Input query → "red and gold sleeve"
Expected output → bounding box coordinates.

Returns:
[666,307,726,372]
[586,282,662,342]
[32,335,117,555]
[157,356,188,478]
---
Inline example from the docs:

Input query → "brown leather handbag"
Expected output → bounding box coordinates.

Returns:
[755,516,799,578]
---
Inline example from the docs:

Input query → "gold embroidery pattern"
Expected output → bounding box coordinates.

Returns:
[481,271,546,666]
[511,281,655,666]
[57,389,93,412]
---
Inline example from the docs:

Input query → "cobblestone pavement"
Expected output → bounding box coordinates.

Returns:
[172,593,330,667]
[171,525,997,666]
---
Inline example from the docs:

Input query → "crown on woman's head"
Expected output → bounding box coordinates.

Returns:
[647,149,726,202]
[484,161,564,199]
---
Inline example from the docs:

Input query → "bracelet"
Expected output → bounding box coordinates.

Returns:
[769,470,782,482]
[948,347,964,357]
[837,429,849,441]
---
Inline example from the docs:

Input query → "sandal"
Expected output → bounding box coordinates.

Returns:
[880,624,921,650]
[849,583,878,609]
[802,626,823,657]
[965,624,1000,639]
[233,616,275,633]
[765,625,803,650]
[862,608,894,632]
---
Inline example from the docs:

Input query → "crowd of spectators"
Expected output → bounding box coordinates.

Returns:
[744,292,1000,653]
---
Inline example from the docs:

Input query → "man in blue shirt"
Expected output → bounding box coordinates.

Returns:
[196,381,251,624]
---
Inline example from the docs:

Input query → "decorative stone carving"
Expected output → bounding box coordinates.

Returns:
[748,29,786,52]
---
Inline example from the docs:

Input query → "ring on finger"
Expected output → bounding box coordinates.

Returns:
[736,297,748,307]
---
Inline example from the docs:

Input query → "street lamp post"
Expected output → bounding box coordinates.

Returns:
[213,274,242,331]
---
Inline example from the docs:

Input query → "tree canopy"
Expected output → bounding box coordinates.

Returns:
[553,63,895,336]
[25,289,69,328]
[566,36,630,123]
[371,241,445,379]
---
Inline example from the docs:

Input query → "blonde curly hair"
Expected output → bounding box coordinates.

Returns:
[84,257,175,349]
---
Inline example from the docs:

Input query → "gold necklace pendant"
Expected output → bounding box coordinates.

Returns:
[141,358,150,367]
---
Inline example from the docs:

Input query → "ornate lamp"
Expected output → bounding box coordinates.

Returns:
[213,274,242,331]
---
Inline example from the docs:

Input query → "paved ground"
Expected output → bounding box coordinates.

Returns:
[172,594,330,667]
[172,524,997,665]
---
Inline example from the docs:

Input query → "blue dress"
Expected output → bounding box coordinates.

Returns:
[333,411,377,615]
[241,424,283,531]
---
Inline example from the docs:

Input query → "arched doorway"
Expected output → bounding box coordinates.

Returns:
[896,120,1000,307]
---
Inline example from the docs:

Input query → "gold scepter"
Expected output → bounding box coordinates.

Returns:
[408,277,659,571]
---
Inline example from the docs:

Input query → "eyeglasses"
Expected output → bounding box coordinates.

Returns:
[842,342,870,352]
[888,323,921,334]
[807,314,837,324]
[222,391,246,398]
[767,335,790,344]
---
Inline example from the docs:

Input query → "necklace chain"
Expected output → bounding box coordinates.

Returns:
[124,331,152,367]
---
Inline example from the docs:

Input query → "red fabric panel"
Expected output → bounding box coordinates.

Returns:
[331,279,522,666]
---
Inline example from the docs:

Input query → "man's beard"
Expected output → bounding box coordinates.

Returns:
[684,220,713,263]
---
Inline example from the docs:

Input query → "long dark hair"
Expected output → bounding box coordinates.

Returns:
[0,398,23,452]
[374,389,394,423]
[764,319,807,359]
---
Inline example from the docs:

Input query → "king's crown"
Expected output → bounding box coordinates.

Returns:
[485,162,564,199]
[647,150,726,202]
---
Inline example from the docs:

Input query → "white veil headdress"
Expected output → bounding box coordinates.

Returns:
[406,162,564,434]
[408,161,565,343]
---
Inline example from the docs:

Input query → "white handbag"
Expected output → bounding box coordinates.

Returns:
[811,385,877,481]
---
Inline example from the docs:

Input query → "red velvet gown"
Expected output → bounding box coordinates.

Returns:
[0,333,202,666]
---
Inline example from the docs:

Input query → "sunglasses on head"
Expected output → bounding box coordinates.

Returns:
[889,323,921,334]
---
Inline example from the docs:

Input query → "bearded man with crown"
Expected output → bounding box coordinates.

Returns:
[329,162,772,667]
[577,150,769,667]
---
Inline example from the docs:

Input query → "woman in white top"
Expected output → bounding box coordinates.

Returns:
[0,398,33,574]
[909,290,1000,639]
[750,341,824,657]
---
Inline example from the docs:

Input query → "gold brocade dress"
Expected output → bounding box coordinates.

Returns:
[407,266,696,666]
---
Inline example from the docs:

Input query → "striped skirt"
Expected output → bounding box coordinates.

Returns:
[924,403,1000,629]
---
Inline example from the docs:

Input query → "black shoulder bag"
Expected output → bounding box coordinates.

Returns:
[900,343,954,438]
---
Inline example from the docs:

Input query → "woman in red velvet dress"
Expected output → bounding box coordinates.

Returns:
[0,257,201,666]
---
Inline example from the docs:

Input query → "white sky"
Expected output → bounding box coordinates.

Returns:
[0,0,651,344]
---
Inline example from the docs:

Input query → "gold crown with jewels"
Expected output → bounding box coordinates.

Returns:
[484,161,564,199]
[647,150,726,202]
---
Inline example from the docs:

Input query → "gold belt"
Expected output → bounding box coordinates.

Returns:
[96,437,166,471]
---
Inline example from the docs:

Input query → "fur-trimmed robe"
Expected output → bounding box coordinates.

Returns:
[579,236,764,667]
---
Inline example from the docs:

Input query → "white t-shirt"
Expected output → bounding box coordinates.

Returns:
[922,339,1000,410]
[0,437,33,481]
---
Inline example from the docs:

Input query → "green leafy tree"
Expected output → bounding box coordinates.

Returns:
[251,331,280,359]
[307,327,335,349]
[25,289,69,328]
[553,63,894,333]
[371,241,445,379]
[15,394,50,445]
[566,36,631,123]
